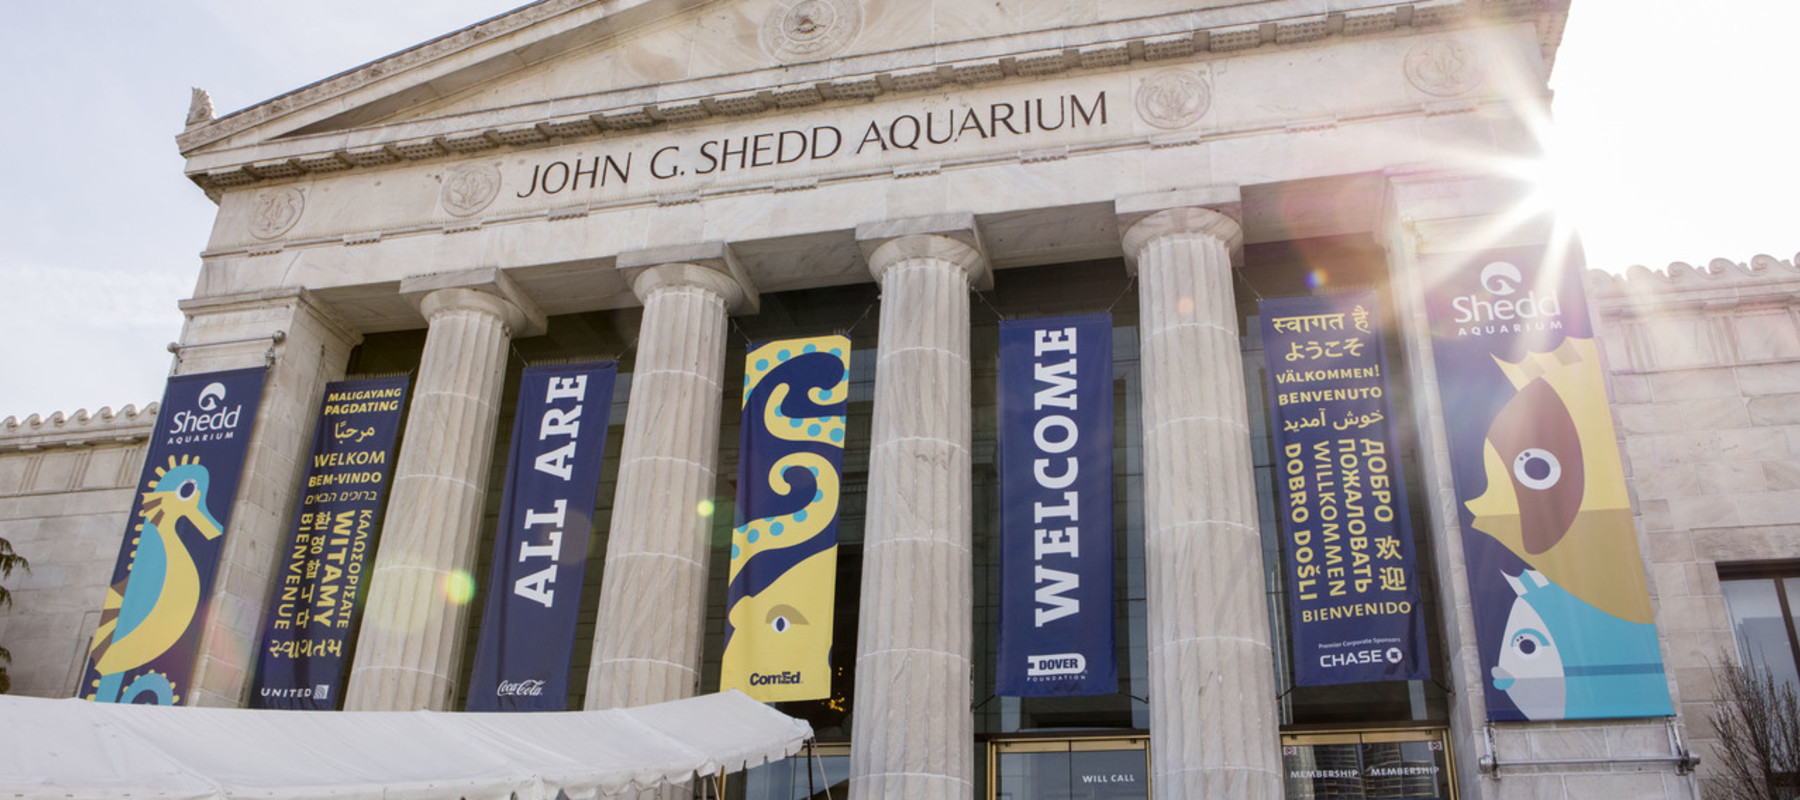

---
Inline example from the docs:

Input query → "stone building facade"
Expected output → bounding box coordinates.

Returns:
[2,0,1796,798]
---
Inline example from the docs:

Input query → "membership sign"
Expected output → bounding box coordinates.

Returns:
[1261,293,1429,686]
[251,376,408,709]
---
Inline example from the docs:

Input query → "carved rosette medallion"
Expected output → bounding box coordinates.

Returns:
[1404,37,1485,97]
[760,0,862,63]
[247,186,304,240]
[441,162,503,218]
[1135,69,1211,130]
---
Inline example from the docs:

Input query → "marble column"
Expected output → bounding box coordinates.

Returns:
[1118,193,1282,798]
[585,244,756,711]
[174,290,361,707]
[848,215,989,800]
[344,268,543,711]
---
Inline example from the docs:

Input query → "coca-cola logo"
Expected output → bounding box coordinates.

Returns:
[496,678,546,697]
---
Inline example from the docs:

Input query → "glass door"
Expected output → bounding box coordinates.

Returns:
[1281,728,1455,800]
[990,737,1150,800]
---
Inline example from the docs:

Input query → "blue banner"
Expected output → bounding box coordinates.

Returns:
[1261,292,1430,686]
[80,367,266,704]
[467,363,618,711]
[996,314,1116,697]
[250,376,408,709]
[1425,246,1671,720]
[721,336,849,702]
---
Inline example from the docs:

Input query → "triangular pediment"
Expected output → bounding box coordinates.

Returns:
[178,0,1566,193]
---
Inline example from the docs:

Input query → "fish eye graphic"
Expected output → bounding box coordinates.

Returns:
[767,604,808,633]
[197,382,228,411]
[176,479,201,502]
[1480,261,1523,296]
[1510,628,1550,657]
[1512,448,1562,491]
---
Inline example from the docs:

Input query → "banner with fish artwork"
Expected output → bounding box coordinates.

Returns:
[720,336,850,702]
[1424,244,1672,720]
[1261,292,1429,686]
[251,376,408,710]
[81,367,266,705]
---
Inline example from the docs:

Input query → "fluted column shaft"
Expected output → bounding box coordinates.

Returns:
[1122,207,1281,799]
[585,262,744,710]
[345,287,529,711]
[849,232,987,800]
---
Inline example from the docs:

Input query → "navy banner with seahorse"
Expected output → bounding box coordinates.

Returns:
[720,336,849,702]
[467,362,618,711]
[250,376,408,710]
[80,366,266,705]
[1425,244,1670,721]
[996,314,1117,697]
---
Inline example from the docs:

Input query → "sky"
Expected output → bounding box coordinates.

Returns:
[1,0,1795,418]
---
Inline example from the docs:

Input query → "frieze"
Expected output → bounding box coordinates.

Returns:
[440,163,503,217]
[1403,36,1485,96]
[1134,69,1210,130]
[248,187,305,239]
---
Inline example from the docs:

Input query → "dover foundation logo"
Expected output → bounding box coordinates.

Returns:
[1025,652,1087,679]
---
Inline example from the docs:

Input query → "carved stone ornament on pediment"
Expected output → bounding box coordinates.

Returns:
[760,0,862,63]
[248,186,305,240]
[1404,36,1486,97]
[440,162,503,217]
[1135,69,1211,130]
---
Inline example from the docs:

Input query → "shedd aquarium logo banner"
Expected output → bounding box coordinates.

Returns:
[1425,244,1671,722]
[82,367,266,705]
[1445,259,1566,338]
[164,378,253,445]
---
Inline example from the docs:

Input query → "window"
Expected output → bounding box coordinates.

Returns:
[1720,565,1800,694]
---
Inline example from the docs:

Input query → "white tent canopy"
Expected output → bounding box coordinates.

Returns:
[0,689,811,800]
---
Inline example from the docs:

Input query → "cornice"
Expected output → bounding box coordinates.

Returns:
[1587,253,1800,314]
[0,404,159,453]
[182,0,1558,198]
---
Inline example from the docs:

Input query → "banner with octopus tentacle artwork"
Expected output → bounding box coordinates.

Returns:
[80,367,266,705]
[720,335,850,702]
[1424,244,1672,721]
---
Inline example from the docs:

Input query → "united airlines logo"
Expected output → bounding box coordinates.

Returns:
[1026,652,1087,678]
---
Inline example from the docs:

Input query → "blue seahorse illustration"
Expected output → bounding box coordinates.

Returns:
[86,455,223,704]
[1490,569,1671,720]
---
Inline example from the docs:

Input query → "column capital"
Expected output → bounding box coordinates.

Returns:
[617,242,759,315]
[399,267,546,337]
[856,213,991,290]
[1116,189,1243,275]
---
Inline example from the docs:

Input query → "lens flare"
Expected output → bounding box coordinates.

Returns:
[1176,296,1195,315]
[696,498,715,518]
[1305,269,1327,290]
[444,570,476,605]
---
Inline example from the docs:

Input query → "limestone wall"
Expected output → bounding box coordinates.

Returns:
[1590,252,1800,795]
[0,405,154,697]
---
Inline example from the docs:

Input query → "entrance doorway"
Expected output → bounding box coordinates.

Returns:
[989,736,1150,800]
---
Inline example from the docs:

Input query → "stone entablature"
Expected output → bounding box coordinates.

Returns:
[0,404,159,453]
[180,0,1562,195]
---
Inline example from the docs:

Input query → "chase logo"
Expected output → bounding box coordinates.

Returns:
[1386,647,1404,664]
[1026,652,1087,677]
[1480,261,1523,296]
